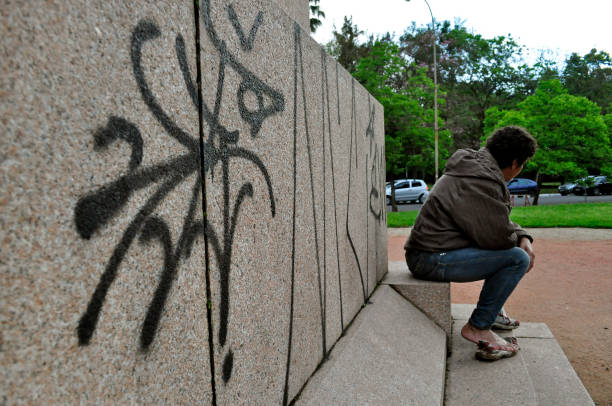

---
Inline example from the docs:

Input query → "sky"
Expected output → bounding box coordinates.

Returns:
[312,0,612,66]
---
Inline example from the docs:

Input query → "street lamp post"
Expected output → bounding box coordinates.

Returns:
[406,0,438,182]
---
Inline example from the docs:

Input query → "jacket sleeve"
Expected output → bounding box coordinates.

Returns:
[512,221,533,244]
[448,179,518,250]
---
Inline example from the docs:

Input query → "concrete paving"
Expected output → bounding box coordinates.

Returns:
[445,316,538,406]
[519,325,595,405]
[448,304,594,405]
[295,285,446,405]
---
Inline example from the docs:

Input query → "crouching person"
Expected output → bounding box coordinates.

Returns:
[405,126,537,361]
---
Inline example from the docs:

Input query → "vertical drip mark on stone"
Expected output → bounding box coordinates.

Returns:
[283,23,300,406]
[321,50,327,352]
[297,22,326,360]
[380,134,383,223]
[336,62,341,125]
[193,0,217,402]
[324,52,344,331]
[346,79,367,303]
[365,153,369,295]
[222,349,234,383]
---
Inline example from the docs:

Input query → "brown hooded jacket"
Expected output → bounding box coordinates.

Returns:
[405,148,532,252]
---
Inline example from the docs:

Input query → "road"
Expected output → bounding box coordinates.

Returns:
[387,193,612,212]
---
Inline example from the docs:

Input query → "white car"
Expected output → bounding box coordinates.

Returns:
[386,179,429,204]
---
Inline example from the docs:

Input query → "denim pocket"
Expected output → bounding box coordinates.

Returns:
[407,251,442,281]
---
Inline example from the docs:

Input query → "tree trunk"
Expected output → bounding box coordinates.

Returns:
[391,183,398,212]
[533,171,541,206]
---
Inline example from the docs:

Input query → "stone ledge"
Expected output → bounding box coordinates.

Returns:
[520,336,595,405]
[383,261,451,341]
[450,305,594,405]
[295,285,446,406]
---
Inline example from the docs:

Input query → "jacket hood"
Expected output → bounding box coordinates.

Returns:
[444,148,505,186]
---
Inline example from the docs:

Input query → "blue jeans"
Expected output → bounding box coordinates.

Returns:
[405,247,530,329]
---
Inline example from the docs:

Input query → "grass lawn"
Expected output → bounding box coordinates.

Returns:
[387,202,612,228]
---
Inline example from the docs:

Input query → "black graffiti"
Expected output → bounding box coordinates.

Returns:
[93,116,144,171]
[321,49,345,334]
[369,146,383,220]
[200,0,283,384]
[366,152,369,294]
[76,7,283,393]
[283,24,300,406]
[228,4,263,51]
[75,19,203,350]
[366,97,376,153]
[335,62,341,125]
[284,25,331,405]
[324,55,345,331]
[346,79,367,303]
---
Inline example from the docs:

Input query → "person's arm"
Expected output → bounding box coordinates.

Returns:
[512,221,533,244]
[519,236,535,272]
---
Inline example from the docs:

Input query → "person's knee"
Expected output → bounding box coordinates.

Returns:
[511,247,530,273]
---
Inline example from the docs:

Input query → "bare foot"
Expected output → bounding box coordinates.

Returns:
[461,322,518,349]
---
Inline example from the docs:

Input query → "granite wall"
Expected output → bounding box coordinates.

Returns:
[276,0,310,32]
[1,0,386,404]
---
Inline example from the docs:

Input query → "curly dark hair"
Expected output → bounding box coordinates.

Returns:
[486,126,537,169]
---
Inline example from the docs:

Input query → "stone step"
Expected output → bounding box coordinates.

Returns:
[383,261,451,342]
[515,325,595,405]
[447,304,594,406]
[295,285,446,405]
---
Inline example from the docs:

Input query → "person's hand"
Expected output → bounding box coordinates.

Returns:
[519,237,535,273]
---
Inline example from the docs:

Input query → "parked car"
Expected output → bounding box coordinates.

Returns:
[573,176,612,196]
[386,179,429,204]
[558,179,581,196]
[506,178,538,196]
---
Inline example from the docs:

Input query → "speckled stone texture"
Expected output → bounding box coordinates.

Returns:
[295,286,446,406]
[274,0,310,32]
[199,0,385,402]
[2,0,386,404]
[1,1,212,404]
[384,261,451,341]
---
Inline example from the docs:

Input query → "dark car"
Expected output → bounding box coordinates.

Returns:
[573,176,612,196]
[558,180,580,196]
[506,178,538,196]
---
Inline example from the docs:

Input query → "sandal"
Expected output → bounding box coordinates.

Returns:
[475,337,519,361]
[492,312,520,330]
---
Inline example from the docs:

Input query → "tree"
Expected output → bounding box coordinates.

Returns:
[484,80,612,203]
[400,22,536,150]
[325,17,369,73]
[353,38,451,196]
[309,0,325,33]
[562,49,612,114]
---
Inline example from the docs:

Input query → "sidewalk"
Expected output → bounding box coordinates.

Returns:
[387,228,612,405]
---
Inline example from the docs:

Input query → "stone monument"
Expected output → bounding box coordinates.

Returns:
[1,0,386,403]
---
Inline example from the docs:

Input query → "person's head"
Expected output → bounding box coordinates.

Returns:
[485,126,537,180]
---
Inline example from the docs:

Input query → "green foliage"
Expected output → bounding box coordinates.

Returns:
[400,22,537,149]
[309,0,325,33]
[326,17,369,73]
[353,39,451,179]
[327,17,610,182]
[484,80,612,179]
[387,203,612,228]
[562,49,612,114]
[603,113,612,144]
